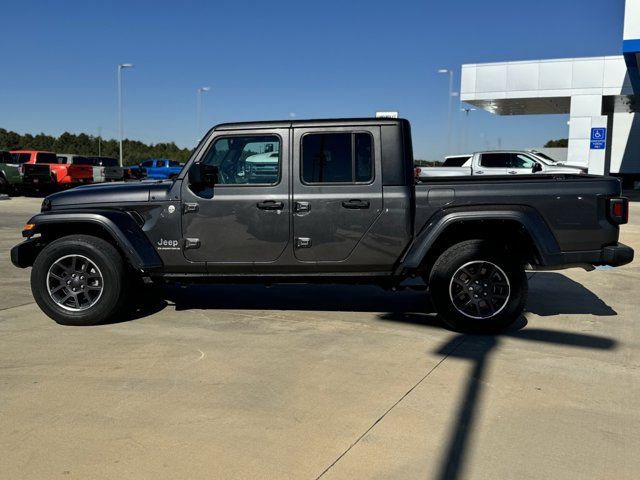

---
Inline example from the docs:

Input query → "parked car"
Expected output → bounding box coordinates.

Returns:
[11,118,632,333]
[129,159,182,180]
[243,151,280,183]
[0,150,21,194]
[84,156,124,182]
[417,150,587,178]
[13,150,93,191]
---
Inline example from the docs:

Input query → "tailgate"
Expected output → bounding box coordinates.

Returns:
[22,164,53,184]
[68,165,93,182]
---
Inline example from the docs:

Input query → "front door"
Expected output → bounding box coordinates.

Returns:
[292,126,383,263]
[181,129,290,267]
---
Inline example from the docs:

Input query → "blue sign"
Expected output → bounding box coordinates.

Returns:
[590,128,607,150]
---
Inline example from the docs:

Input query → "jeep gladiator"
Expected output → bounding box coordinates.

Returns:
[10,118,633,332]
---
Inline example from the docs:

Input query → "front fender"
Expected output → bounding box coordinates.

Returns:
[17,210,163,272]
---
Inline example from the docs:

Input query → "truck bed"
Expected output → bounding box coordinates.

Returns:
[414,174,621,252]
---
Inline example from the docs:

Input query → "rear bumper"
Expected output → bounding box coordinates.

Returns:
[542,243,634,269]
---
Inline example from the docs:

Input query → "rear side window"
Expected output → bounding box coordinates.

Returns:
[480,153,511,168]
[302,132,373,184]
[36,153,58,164]
[169,160,180,167]
[443,156,471,167]
[156,160,166,168]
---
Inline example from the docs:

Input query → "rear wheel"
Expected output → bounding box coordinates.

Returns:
[429,239,527,333]
[31,235,128,325]
[0,175,8,194]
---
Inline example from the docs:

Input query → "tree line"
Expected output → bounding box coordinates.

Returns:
[0,128,192,166]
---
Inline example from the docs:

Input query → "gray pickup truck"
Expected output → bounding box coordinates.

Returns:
[11,118,633,332]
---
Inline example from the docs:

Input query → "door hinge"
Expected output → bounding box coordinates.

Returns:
[295,237,312,249]
[184,238,201,250]
[183,202,199,214]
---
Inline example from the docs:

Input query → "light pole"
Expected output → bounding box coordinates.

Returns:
[197,86,210,140]
[460,107,476,152]
[117,63,134,167]
[438,68,454,155]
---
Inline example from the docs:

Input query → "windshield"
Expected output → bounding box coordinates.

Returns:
[71,156,93,165]
[530,152,557,164]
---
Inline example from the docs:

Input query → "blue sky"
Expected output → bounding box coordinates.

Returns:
[0,0,627,158]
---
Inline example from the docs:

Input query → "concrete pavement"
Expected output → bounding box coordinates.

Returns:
[0,196,638,479]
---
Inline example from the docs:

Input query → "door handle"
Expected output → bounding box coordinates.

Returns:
[342,199,370,209]
[508,170,517,174]
[257,200,284,210]
[476,170,484,174]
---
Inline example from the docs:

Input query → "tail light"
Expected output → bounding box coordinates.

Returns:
[414,167,422,180]
[608,197,629,225]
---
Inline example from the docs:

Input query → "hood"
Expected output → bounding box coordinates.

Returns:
[45,180,174,209]
[545,164,588,173]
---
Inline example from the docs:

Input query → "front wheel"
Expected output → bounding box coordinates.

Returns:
[429,239,527,333]
[31,235,128,325]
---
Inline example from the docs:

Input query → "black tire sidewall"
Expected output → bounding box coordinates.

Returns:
[31,236,125,326]
[430,240,527,333]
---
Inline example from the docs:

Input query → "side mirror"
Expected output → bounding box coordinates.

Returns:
[532,163,542,173]
[188,162,218,187]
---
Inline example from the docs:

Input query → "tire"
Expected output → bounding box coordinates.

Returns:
[31,235,128,326]
[0,175,8,194]
[429,239,527,333]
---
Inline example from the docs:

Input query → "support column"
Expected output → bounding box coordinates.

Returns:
[568,94,607,174]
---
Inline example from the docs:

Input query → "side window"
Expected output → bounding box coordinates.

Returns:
[201,135,281,185]
[156,160,166,168]
[17,153,31,163]
[141,160,153,168]
[169,160,180,167]
[480,153,510,168]
[302,132,373,184]
[513,154,536,169]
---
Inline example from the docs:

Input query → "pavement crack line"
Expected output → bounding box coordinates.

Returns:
[314,335,468,480]
[0,301,35,313]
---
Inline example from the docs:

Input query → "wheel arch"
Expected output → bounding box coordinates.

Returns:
[398,207,561,276]
[14,211,163,272]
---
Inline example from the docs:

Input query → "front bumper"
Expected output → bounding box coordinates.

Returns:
[10,238,45,268]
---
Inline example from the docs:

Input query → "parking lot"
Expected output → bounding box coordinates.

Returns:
[1,195,639,479]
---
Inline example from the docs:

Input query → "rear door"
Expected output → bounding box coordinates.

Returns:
[291,126,382,263]
[477,153,510,175]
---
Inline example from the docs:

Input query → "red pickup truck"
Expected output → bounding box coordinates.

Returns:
[12,150,93,190]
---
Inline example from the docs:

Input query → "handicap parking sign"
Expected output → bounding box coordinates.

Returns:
[590,128,607,150]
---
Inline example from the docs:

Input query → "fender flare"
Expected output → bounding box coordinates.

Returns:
[19,210,163,272]
[398,206,562,271]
